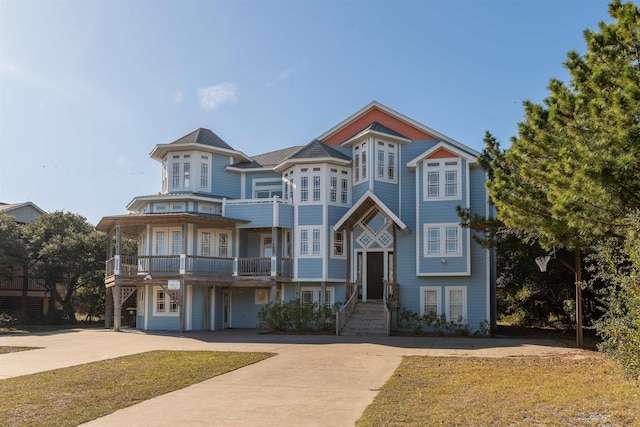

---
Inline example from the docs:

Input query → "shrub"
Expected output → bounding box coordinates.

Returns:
[258,300,337,332]
[398,307,474,336]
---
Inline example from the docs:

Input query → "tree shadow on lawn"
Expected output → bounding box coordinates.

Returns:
[130,327,595,352]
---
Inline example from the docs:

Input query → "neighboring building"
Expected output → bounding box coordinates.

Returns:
[97,102,495,333]
[0,202,49,317]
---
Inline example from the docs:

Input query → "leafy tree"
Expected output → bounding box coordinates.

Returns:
[0,213,40,318]
[23,211,105,322]
[0,213,27,281]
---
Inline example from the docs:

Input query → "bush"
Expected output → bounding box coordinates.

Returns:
[398,307,478,336]
[0,312,17,327]
[258,300,337,332]
[590,218,640,380]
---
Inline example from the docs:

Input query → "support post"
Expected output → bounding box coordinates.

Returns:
[113,285,121,332]
[105,287,113,329]
[575,247,583,348]
[179,279,185,333]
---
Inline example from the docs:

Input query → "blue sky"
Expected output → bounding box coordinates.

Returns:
[1,0,612,225]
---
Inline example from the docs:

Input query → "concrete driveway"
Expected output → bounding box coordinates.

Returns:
[0,329,586,426]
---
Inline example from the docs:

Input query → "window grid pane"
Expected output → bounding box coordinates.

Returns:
[341,179,348,203]
[445,170,457,197]
[301,176,308,202]
[330,176,337,202]
[172,163,179,189]
[201,232,211,256]
[428,171,440,198]
[156,232,165,255]
[378,149,384,178]
[300,230,308,255]
[428,228,440,254]
[219,234,229,257]
[312,229,320,255]
[172,231,182,255]
[445,227,458,253]
[388,151,395,180]
[183,163,191,188]
[424,290,438,315]
[157,291,166,312]
[313,175,321,201]
[201,163,209,189]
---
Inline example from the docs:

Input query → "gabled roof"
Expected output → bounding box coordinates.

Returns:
[318,102,479,159]
[228,146,305,171]
[0,202,46,224]
[333,190,409,233]
[352,121,407,139]
[170,128,234,150]
[288,140,351,161]
[274,140,351,172]
[253,146,304,167]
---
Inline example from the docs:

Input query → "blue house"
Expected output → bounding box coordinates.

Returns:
[97,102,495,334]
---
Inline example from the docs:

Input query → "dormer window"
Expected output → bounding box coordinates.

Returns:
[423,159,461,201]
[376,141,397,183]
[353,141,368,184]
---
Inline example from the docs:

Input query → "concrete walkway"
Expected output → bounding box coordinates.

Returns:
[0,329,586,426]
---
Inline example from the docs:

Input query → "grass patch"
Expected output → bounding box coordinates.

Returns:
[0,346,40,354]
[358,354,640,426]
[0,350,274,427]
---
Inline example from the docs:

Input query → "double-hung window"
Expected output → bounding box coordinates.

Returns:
[420,287,441,316]
[154,288,179,316]
[376,141,397,182]
[313,175,321,202]
[200,161,209,190]
[300,227,321,257]
[424,224,462,257]
[424,159,461,200]
[332,230,345,258]
[445,286,467,323]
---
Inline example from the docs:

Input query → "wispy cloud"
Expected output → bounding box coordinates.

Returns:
[268,66,296,87]
[198,83,238,110]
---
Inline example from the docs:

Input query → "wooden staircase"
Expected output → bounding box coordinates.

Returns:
[339,301,388,336]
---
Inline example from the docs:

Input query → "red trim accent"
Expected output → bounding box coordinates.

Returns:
[426,147,458,159]
[322,107,436,146]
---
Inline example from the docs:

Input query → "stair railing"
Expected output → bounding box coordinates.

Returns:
[383,279,391,336]
[336,280,360,336]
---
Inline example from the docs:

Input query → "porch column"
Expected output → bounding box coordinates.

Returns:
[179,278,186,333]
[271,226,278,276]
[320,282,326,306]
[115,225,121,256]
[113,284,121,332]
[105,286,113,329]
[345,227,351,298]
[271,284,277,303]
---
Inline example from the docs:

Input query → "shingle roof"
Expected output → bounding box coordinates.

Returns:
[346,121,407,141]
[169,128,234,150]
[253,146,304,166]
[288,140,351,161]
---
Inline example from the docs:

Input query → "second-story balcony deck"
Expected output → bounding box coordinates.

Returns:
[105,255,291,287]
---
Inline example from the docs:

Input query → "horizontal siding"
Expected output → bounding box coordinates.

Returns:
[189,286,205,331]
[212,154,241,198]
[372,180,399,213]
[226,203,274,228]
[278,203,294,228]
[327,258,347,280]
[297,258,322,279]
[230,288,269,328]
[297,205,323,225]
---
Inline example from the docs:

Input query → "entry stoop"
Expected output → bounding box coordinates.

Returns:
[339,301,388,336]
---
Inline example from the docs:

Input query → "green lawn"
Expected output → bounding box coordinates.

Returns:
[0,350,274,427]
[358,354,640,426]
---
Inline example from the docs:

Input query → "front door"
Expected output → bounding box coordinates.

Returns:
[367,252,384,299]
[223,289,231,328]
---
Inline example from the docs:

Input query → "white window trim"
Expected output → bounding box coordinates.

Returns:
[423,223,462,257]
[331,230,346,259]
[419,286,441,316]
[137,288,145,317]
[353,141,369,184]
[252,178,283,199]
[445,286,467,323]
[153,286,179,317]
[298,226,323,258]
[423,158,462,201]
[198,229,231,257]
[375,140,398,183]
[300,286,335,306]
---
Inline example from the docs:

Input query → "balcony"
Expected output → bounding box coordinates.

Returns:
[0,276,46,292]
[106,255,292,279]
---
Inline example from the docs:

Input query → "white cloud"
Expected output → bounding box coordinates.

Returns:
[268,66,296,87]
[198,83,238,110]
